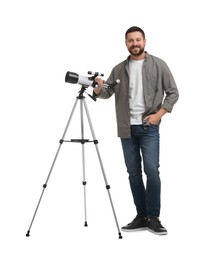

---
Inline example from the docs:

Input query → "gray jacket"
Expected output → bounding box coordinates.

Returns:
[96,52,179,138]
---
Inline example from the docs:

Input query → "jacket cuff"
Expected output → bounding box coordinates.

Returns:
[162,103,173,113]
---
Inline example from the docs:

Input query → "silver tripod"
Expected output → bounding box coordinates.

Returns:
[26,85,122,239]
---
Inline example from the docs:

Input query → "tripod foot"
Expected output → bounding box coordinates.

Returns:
[118,232,123,239]
[26,230,30,237]
[84,221,88,227]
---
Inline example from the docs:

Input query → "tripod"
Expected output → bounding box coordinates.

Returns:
[26,85,122,239]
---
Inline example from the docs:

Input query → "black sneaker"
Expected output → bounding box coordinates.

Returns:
[121,215,148,232]
[147,217,168,235]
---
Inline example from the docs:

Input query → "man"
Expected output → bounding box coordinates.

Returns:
[93,26,179,235]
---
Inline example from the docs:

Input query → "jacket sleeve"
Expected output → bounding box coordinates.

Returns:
[94,86,113,99]
[161,62,179,112]
[93,70,115,99]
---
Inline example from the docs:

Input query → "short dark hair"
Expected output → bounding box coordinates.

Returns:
[125,26,145,39]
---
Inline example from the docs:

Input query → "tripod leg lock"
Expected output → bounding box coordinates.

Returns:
[106,185,110,190]
[93,139,98,144]
[43,184,47,188]
[82,181,87,185]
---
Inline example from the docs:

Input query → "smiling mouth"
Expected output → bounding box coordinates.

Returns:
[131,47,140,52]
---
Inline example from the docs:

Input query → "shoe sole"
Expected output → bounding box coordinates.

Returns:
[121,227,148,232]
[147,228,168,235]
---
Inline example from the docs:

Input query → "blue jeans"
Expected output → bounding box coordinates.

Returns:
[121,125,161,217]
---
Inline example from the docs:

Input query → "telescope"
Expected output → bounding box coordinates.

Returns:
[65,71,104,87]
[65,71,120,90]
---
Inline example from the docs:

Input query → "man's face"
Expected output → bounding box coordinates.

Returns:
[125,31,146,57]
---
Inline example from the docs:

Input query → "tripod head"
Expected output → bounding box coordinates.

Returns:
[77,84,97,101]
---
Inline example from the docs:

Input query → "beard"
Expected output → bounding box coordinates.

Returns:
[128,46,145,57]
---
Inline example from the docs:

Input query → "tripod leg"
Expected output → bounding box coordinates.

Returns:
[82,99,122,239]
[80,99,88,227]
[26,98,79,237]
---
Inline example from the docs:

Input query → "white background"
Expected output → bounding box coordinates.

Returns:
[1,0,224,259]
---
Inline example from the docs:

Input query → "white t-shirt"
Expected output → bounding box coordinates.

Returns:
[128,59,145,125]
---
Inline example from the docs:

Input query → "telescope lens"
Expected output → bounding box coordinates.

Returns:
[65,71,79,84]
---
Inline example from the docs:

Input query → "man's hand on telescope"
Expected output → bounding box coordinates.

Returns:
[93,77,105,95]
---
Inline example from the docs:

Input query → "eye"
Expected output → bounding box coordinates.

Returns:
[127,39,134,43]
